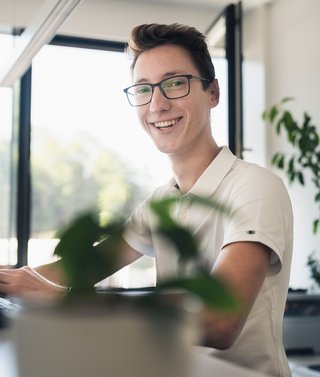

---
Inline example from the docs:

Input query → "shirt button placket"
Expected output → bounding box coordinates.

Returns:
[178,202,189,223]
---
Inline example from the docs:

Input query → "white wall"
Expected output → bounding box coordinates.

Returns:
[231,0,320,290]
[265,0,320,290]
[242,4,267,166]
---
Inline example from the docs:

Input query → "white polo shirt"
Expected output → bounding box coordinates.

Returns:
[123,146,293,377]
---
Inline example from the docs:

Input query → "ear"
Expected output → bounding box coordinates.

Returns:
[208,79,220,109]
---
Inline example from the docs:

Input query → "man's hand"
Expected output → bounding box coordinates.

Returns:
[0,266,67,300]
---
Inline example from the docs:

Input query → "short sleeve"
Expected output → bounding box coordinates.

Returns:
[122,199,155,257]
[221,165,293,275]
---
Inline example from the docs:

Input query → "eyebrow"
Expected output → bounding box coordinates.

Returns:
[134,71,187,85]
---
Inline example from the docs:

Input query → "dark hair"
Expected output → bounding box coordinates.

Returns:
[126,23,215,88]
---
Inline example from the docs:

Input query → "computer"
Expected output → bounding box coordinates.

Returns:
[0,296,21,329]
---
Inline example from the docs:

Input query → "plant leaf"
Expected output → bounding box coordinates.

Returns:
[54,212,123,296]
[157,273,239,312]
[307,253,320,286]
[157,224,199,262]
[269,105,278,123]
[280,97,295,104]
[54,212,101,258]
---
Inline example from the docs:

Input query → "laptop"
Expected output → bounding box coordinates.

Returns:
[0,296,22,329]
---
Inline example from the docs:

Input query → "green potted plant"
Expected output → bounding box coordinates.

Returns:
[12,194,238,377]
[263,97,320,290]
[307,253,320,289]
[54,195,237,306]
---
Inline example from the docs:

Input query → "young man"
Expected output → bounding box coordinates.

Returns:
[0,23,293,377]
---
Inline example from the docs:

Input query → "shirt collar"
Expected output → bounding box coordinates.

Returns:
[188,146,237,197]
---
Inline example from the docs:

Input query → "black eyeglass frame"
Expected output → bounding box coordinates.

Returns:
[123,74,212,107]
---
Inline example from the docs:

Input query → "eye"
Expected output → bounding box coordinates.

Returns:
[164,77,187,90]
[134,85,152,97]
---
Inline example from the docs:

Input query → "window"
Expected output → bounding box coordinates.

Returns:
[30,43,172,287]
[0,33,17,266]
[206,2,243,158]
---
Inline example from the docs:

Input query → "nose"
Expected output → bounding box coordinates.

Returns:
[149,86,170,113]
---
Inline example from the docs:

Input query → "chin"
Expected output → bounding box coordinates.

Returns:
[154,144,176,155]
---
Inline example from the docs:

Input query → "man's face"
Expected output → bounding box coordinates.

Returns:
[132,44,219,157]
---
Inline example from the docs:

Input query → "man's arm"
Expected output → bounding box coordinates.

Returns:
[0,237,142,298]
[0,263,68,299]
[200,241,271,350]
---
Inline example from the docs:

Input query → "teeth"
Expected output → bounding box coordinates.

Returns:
[154,119,178,128]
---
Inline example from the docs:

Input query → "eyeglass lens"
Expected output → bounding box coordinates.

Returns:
[127,75,191,106]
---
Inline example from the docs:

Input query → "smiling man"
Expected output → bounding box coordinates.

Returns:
[0,23,293,377]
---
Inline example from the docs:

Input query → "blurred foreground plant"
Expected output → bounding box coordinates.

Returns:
[54,194,238,312]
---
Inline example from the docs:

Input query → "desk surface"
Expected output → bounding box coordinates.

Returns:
[0,327,273,377]
[3,329,320,377]
[0,330,18,377]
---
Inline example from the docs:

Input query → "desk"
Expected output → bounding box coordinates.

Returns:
[0,328,272,377]
[0,330,18,377]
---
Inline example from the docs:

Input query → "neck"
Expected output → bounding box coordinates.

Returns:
[170,139,221,194]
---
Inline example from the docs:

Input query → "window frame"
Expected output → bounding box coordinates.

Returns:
[206,2,243,158]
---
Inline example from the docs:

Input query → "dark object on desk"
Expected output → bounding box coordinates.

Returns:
[283,292,320,355]
[95,286,156,295]
[0,297,21,329]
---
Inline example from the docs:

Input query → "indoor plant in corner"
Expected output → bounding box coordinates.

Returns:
[11,195,238,377]
[263,97,320,290]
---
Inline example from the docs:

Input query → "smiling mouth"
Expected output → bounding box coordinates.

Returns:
[152,118,181,129]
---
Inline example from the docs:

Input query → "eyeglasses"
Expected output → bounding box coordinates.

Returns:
[123,74,212,107]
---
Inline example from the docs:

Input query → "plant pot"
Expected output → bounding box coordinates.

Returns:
[11,295,198,377]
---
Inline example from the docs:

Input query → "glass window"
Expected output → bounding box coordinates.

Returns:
[211,57,228,146]
[30,45,167,286]
[0,33,17,266]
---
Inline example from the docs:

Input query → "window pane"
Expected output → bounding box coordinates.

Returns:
[0,33,17,266]
[211,57,228,146]
[30,45,169,286]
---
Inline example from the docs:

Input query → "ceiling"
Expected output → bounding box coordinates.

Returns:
[0,0,276,86]
[134,0,274,10]
[138,0,232,6]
